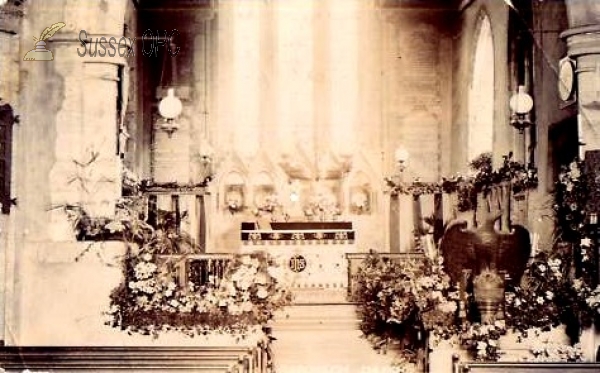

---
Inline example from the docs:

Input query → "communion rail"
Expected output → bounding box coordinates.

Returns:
[157,253,234,288]
[144,186,208,251]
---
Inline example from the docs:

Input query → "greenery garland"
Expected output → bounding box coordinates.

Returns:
[385,152,538,212]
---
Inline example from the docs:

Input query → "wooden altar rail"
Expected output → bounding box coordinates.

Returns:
[156,253,233,288]
[0,344,271,373]
[144,186,208,252]
[345,252,426,301]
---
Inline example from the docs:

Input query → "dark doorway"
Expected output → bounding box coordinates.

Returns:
[548,115,579,185]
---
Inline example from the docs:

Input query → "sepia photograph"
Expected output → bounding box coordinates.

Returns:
[0,0,600,372]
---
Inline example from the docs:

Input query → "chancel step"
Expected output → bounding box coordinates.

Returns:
[271,304,399,373]
[272,304,361,331]
[0,346,269,373]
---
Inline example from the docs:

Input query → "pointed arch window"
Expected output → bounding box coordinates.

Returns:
[468,14,495,162]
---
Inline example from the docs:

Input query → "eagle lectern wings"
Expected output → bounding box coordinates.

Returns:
[440,212,531,287]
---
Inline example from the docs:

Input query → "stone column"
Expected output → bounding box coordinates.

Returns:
[562,1,600,358]
[562,0,600,153]
[562,25,600,153]
[46,0,128,240]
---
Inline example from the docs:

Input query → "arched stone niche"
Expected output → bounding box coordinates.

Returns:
[348,171,372,215]
[221,171,246,214]
[252,171,276,208]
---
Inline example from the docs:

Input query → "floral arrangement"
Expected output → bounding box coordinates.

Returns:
[63,192,293,338]
[458,321,506,361]
[303,193,341,221]
[253,194,282,217]
[528,342,585,362]
[585,285,600,322]
[225,189,244,214]
[354,251,458,360]
[553,159,598,285]
[504,249,596,343]
[354,245,599,362]
[106,250,293,337]
[554,160,590,244]
[350,190,370,215]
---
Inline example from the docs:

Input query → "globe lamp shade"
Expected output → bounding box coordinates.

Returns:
[158,88,183,120]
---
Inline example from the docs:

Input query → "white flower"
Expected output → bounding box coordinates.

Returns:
[477,341,488,350]
[536,296,545,304]
[256,286,269,299]
[514,298,522,307]
[570,162,581,179]
[545,291,554,300]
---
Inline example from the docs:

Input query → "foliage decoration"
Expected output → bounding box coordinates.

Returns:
[384,152,538,212]
[354,251,459,361]
[60,174,293,339]
[106,249,293,338]
[458,321,506,361]
[354,244,599,362]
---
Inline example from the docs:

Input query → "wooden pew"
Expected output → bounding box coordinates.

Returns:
[452,355,600,373]
[0,345,270,373]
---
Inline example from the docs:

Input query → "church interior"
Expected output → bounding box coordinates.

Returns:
[1,0,600,372]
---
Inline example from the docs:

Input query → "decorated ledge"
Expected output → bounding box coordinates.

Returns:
[241,220,355,244]
[241,230,355,244]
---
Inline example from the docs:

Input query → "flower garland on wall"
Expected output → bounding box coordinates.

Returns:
[385,152,538,211]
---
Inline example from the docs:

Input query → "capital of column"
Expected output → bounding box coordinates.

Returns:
[561,25,600,155]
[561,25,600,57]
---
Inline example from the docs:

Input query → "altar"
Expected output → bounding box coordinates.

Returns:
[240,221,358,303]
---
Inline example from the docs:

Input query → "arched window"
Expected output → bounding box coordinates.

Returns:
[468,14,494,162]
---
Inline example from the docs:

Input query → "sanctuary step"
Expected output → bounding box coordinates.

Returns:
[271,304,402,373]
[272,303,361,331]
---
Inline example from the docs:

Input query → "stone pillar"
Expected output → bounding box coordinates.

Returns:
[46,0,128,240]
[562,0,600,358]
[562,25,600,153]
